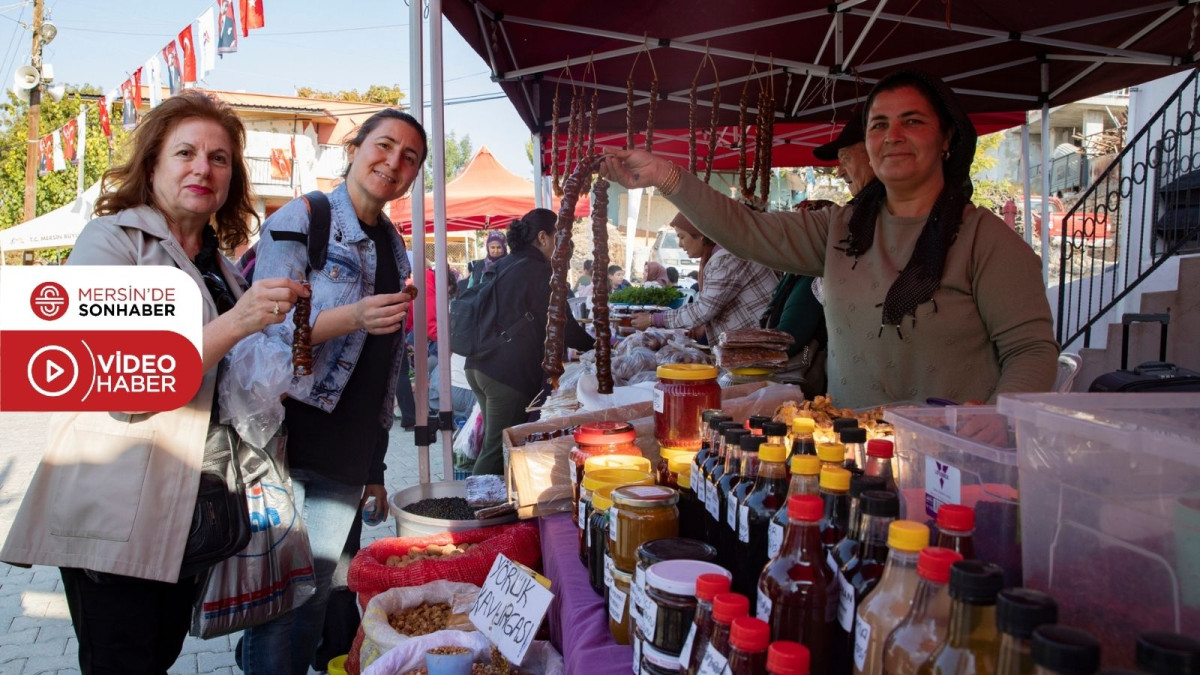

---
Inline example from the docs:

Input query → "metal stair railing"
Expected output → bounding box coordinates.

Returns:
[1056,68,1200,349]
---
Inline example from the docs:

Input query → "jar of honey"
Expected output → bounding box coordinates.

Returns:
[655,364,721,452]
[570,421,640,514]
[610,485,680,573]
[608,566,634,644]
[579,468,654,565]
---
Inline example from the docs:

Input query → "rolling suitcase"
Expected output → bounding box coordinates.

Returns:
[1088,313,1200,392]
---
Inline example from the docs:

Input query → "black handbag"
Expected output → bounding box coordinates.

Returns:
[180,423,252,579]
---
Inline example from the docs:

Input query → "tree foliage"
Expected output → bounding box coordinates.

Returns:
[295,84,406,106]
[424,131,473,190]
[0,85,124,237]
[970,131,1018,210]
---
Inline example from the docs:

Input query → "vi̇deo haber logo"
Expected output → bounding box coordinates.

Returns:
[0,266,204,412]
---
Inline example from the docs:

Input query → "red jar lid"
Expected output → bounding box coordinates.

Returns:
[867,439,894,458]
[730,617,771,652]
[788,495,823,522]
[917,547,963,584]
[937,504,976,532]
[573,421,636,446]
[695,573,732,602]
[767,641,811,674]
[712,593,750,623]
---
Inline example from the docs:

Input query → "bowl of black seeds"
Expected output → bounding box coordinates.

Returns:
[390,481,518,537]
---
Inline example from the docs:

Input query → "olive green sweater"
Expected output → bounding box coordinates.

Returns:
[668,171,1059,408]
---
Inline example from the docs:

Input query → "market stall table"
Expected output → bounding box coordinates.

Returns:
[539,513,634,675]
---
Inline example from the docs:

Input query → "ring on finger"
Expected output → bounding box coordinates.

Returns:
[272,301,281,316]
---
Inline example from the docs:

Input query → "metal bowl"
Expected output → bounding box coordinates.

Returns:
[388,480,517,538]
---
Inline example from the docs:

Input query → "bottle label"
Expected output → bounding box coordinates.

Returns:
[604,556,614,589]
[853,616,872,671]
[756,588,773,620]
[837,569,855,632]
[608,583,627,623]
[738,504,751,543]
[767,520,784,558]
[632,633,642,673]
[578,499,587,529]
[697,643,729,675]
[644,596,658,636]
[586,517,593,548]
[571,464,579,489]
[924,458,963,519]
[653,387,665,414]
[707,486,720,520]
[631,583,648,633]
[696,474,706,504]
[726,495,738,530]
[610,509,619,541]
[679,622,698,670]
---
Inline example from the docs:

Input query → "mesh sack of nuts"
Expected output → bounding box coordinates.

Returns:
[348,522,540,611]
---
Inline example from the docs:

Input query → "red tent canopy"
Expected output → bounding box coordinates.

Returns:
[390,146,590,233]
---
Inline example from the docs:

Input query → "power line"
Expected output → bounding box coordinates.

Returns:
[0,1,26,87]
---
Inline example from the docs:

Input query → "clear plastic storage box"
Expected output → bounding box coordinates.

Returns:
[883,405,1022,587]
[999,393,1200,667]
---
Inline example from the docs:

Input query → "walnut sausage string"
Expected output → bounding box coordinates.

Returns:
[590,175,613,394]
[704,84,721,184]
[542,157,599,387]
[292,280,313,376]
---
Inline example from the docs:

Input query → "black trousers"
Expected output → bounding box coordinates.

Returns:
[60,567,198,674]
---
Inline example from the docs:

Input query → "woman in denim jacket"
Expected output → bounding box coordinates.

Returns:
[241,109,425,674]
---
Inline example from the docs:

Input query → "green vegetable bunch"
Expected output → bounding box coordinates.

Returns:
[608,286,683,306]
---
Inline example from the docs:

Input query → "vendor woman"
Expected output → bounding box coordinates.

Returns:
[604,69,1058,408]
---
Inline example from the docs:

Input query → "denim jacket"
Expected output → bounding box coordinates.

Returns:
[253,183,411,429]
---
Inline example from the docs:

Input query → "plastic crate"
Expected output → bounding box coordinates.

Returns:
[884,405,1022,587]
[999,393,1200,667]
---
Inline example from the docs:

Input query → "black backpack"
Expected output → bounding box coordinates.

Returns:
[449,257,537,358]
[240,191,332,281]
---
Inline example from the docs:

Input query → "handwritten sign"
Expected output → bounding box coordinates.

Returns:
[469,554,554,666]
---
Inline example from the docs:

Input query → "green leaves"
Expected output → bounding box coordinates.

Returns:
[608,285,682,306]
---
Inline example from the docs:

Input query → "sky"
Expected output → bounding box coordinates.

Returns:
[0,0,535,177]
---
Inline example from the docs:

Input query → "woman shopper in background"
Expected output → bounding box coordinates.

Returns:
[242,108,425,674]
[468,230,508,287]
[0,90,305,673]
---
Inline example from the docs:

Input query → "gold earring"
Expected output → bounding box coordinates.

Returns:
[942,150,950,160]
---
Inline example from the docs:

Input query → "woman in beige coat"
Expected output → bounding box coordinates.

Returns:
[0,91,307,673]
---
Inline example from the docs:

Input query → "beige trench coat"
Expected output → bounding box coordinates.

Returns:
[0,206,246,583]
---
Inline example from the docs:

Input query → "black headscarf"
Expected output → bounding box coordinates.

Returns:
[839,69,978,333]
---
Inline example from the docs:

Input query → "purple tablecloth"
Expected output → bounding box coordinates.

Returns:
[539,513,634,675]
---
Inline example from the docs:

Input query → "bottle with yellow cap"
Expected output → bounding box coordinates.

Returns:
[733,442,791,603]
[817,467,853,554]
[817,442,847,473]
[768,455,822,559]
[790,417,817,460]
[851,520,931,674]
[835,490,902,674]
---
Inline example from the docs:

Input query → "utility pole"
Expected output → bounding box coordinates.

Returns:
[23,0,44,223]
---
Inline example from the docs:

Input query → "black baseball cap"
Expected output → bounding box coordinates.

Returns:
[813,114,866,162]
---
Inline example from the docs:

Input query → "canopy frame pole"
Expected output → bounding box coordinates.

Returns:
[842,0,888,70]
[791,21,836,117]
[431,0,455,477]
[534,131,544,209]
[409,0,431,485]
[1050,7,1183,99]
[1040,61,1052,287]
[1022,113,1034,248]
[473,3,500,76]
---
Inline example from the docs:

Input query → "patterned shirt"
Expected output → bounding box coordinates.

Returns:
[655,246,778,341]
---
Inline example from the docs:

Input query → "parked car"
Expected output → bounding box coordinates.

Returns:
[1022,195,1113,249]
[650,228,699,276]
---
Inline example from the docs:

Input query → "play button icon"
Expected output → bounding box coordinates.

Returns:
[27,345,79,397]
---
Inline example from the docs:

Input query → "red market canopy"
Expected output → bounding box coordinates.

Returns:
[440,1,1199,173]
[390,146,590,233]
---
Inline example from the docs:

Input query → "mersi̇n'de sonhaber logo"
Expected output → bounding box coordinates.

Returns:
[30,281,69,320]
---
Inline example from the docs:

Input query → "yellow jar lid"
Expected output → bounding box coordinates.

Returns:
[817,442,844,463]
[730,367,772,376]
[585,455,652,474]
[791,455,821,475]
[659,448,690,462]
[667,454,695,474]
[581,468,655,492]
[759,443,787,463]
[592,484,617,512]
[791,417,816,433]
[888,521,931,552]
[657,364,719,381]
[678,468,692,489]
[819,466,851,491]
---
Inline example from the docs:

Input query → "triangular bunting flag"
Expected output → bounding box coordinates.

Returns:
[178,24,197,84]
[217,0,238,55]
[198,7,217,79]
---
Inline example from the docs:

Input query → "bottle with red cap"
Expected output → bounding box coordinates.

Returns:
[682,573,733,675]
[934,504,975,560]
[728,616,772,674]
[881,547,965,675]
[768,641,812,675]
[757,495,833,672]
[769,455,823,559]
[696,592,751,674]
[863,440,897,496]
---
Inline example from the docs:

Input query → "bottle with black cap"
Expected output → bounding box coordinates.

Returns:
[749,415,773,436]
[835,490,900,673]
[708,426,750,548]
[1136,631,1200,675]
[831,475,887,579]
[719,434,765,571]
[916,560,1005,674]
[1031,625,1101,675]
[694,410,727,484]
[840,427,868,471]
[763,420,789,452]
[995,588,1059,675]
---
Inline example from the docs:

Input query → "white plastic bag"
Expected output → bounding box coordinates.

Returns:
[360,580,481,669]
[361,632,566,675]
[218,330,293,448]
[453,403,484,461]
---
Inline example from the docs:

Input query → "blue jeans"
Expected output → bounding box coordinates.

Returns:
[240,469,363,675]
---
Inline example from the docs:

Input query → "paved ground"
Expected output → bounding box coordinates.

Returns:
[0,411,447,675]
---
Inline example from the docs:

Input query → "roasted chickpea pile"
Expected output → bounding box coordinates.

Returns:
[384,543,477,568]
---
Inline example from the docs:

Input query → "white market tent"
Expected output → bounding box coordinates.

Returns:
[0,183,100,261]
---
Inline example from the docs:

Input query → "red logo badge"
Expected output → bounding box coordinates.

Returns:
[30,282,69,320]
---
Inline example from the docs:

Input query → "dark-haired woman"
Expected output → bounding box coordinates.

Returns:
[0,90,306,673]
[244,108,425,673]
[604,70,1058,408]
[464,209,593,475]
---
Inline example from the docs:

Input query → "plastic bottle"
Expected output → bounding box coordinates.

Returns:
[833,418,860,436]
[361,496,385,526]
[709,426,750,549]
[677,460,707,542]
[934,504,976,560]
[916,560,1005,675]
[831,475,889,583]
[764,421,790,450]
[717,434,760,571]
[696,592,751,675]
[995,589,1059,675]
[852,521,931,674]
[694,409,725,478]
[736,442,791,602]
[682,573,733,675]
[728,435,769,571]
[791,418,817,459]
[1031,625,1101,675]
[836,491,901,671]
[818,442,846,473]
[758,495,833,672]
[769,455,822,559]
[768,641,812,675]
[701,416,734,482]
[1136,632,1200,675]
[749,415,772,436]
[728,617,771,674]
[840,428,868,471]
[863,440,897,496]
[817,467,852,555]
[880,547,964,675]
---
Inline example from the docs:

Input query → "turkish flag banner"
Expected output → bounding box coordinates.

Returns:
[239,0,264,37]
[97,97,112,138]
[178,24,197,83]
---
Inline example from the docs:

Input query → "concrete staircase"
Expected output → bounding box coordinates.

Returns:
[1073,254,1200,390]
